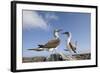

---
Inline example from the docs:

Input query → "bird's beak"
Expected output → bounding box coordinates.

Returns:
[62,32,66,34]
[57,29,62,32]
[62,32,68,34]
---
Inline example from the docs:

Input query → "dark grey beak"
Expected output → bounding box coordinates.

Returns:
[62,32,69,34]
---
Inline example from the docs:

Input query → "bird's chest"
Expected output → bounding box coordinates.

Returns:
[66,40,72,49]
[66,38,71,48]
[66,43,71,49]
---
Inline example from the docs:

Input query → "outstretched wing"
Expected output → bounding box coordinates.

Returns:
[44,39,60,48]
[27,48,43,51]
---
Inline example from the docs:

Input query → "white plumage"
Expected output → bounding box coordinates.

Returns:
[62,32,77,54]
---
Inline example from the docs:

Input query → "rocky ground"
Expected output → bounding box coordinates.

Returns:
[22,53,91,63]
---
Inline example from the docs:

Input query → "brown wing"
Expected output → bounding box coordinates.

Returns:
[28,48,43,51]
[44,38,60,48]
[69,42,76,53]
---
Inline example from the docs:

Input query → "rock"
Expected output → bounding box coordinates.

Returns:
[47,53,63,61]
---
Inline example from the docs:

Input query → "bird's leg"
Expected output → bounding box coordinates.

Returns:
[52,48,57,61]
[51,50,54,61]
[47,52,53,61]
[69,51,73,60]
[54,49,57,54]
[54,49,58,61]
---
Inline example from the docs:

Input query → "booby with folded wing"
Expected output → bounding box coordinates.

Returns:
[62,32,77,54]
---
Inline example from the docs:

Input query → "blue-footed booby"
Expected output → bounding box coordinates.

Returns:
[28,29,62,53]
[62,32,77,54]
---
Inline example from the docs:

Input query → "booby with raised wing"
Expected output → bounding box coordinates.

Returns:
[28,29,62,53]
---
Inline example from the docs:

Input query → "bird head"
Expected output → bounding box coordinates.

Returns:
[54,29,62,38]
[62,32,71,37]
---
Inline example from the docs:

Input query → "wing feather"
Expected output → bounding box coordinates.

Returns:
[44,39,60,48]
[69,42,76,53]
[28,48,43,51]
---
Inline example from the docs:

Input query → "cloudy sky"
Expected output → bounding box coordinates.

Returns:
[22,10,91,57]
